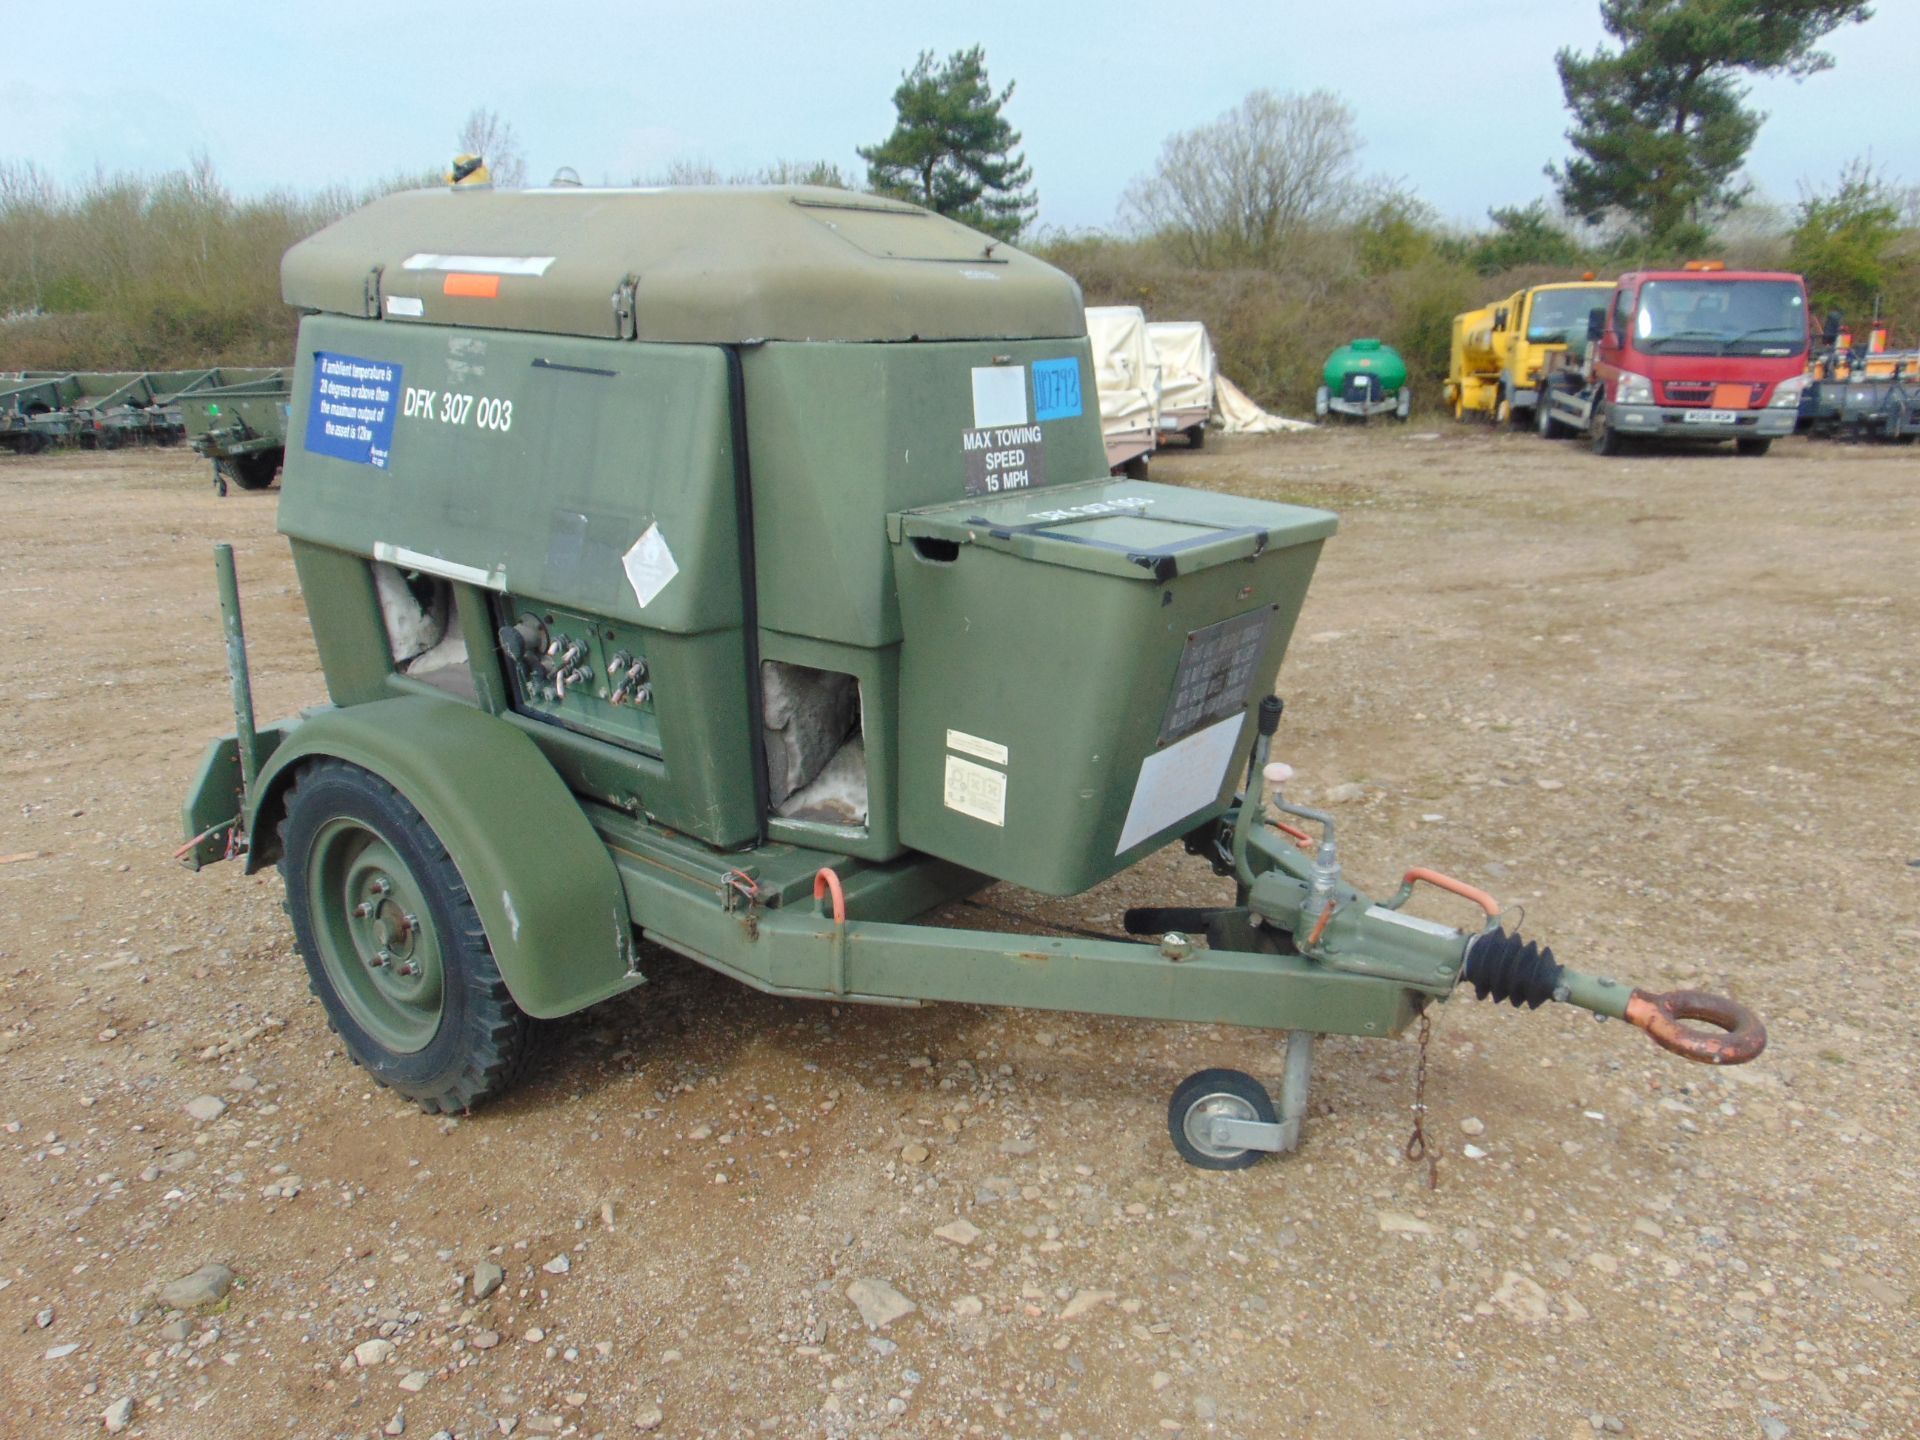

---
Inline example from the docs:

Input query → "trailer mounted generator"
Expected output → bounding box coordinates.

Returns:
[182,183,1762,1170]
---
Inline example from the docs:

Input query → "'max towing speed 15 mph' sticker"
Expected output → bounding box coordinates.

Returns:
[963,362,1069,497]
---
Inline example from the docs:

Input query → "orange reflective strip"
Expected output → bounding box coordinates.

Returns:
[442,272,500,299]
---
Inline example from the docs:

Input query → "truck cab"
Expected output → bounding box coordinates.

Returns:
[1553,262,1809,455]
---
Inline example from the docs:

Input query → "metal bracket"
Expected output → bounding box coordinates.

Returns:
[611,274,639,339]
[1204,1114,1302,1154]
[363,264,384,319]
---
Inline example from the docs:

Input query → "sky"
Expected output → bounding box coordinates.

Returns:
[3,0,1913,233]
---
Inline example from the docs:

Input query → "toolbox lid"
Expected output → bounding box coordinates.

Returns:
[891,479,1337,581]
[283,185,1087,344]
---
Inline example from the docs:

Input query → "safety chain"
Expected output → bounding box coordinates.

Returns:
[1403,1010,1439,1191]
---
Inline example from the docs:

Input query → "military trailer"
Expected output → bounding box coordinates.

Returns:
[1145,320,1215,448]
[182,185,1762,1168]
[1085,304,1158,476]
[176,369,292,492]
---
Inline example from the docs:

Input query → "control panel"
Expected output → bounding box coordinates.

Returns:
[494,596,660,753]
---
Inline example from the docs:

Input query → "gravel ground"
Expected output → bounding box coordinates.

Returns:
[0,431,1914,1440]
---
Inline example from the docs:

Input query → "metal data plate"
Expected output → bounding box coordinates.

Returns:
[1157,607,1277,745]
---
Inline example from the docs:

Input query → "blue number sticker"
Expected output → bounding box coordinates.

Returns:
[304,351,402,468]
[1032,357,1082,421]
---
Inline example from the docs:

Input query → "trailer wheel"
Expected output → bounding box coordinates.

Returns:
[1169,1068,1276,1170]
[1735,438,1773,457]
[1187,424,1206,450]
[280,759,534,1113]
[1394,388,1412,422]
[220,452,279,490]
[1314,386,1329,419]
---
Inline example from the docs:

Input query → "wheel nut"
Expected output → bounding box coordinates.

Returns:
[352,901,373,919]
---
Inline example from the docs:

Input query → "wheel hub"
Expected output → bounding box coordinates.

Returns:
[308,820,446,1052]
[1182,1090,1259,1161]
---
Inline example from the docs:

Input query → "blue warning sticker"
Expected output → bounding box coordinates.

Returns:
[304,352,402,468]
[1031,357,1083,421]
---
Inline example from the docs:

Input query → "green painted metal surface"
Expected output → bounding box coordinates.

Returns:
[244,698,640,1020]
[892,480,1334,894]
[282,186,1085,345]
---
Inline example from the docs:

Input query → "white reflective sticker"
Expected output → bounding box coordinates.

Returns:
[621,524,679,609]
[944,755,1007,826]
[1364,906,1461,939]
[946,729,1008,766]
[1115,715,1241,854]
[384,295,425,318]
[971,365,1028,428]
[372,542,505,590]
[401,253,557,276]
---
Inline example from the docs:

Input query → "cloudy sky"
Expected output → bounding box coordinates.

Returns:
[4,0,1909,231]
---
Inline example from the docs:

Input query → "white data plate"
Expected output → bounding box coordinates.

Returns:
[1115,715,1241,854]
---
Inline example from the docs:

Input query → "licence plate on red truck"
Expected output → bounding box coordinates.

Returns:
[1682,409,1737,424]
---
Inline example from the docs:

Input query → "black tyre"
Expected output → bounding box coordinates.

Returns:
[1188,424,1206,450]
[1735,437,1773,457]
[1121,453,1150,481]
[1168,1067,1276,1170]
[280,760,534,1112]
[1536,391,1559,438]
[1590,401,1623,456]
[219,451,280,491]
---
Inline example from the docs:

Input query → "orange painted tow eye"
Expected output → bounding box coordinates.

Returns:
[1625,989,1767,1065]
[814,867,850,996]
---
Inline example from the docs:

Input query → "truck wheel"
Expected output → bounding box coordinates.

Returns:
[1735,438,1773,457]
[1169,1068,1276,1170]
[1590,402,1623,457]
[1536,393,1559,439]
[1187,424,1206,450]
[280,760,534,1113]
[1121,453,1150,481]
[1495,388,1512,427]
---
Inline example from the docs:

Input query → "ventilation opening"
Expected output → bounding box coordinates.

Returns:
[762,661,867,828]
[372,561,476,701]
[910,536,961,563]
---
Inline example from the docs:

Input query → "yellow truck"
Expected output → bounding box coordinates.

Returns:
[1444,277,1614,426]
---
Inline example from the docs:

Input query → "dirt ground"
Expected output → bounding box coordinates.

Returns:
[1,428,1915,1440]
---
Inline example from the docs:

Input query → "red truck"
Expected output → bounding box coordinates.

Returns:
[1536,261,1809,456]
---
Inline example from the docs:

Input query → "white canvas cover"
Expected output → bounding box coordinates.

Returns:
[1146,320,1216,416]
[1213,375,1315,434]
[1084,305,1159,437]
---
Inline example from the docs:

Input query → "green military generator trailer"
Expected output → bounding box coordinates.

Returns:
[182,184,1761,1169]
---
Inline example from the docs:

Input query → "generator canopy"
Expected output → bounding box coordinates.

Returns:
[282,186,1087,345]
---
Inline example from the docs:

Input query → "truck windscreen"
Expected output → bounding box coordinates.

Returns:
[1526,287,1612,344]
[1633,280,1808,356]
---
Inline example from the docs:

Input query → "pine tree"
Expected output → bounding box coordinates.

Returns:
[859,47,1036,242]
[1552,0,1873,249]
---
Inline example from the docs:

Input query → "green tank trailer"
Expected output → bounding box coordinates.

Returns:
[180,183,1763,1169]
[1314,338,1412,422]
